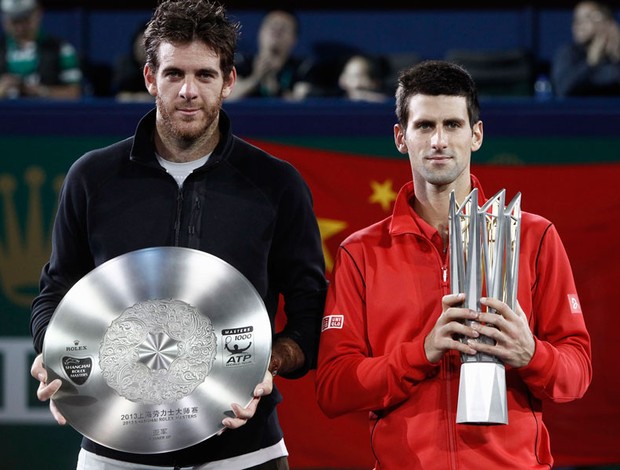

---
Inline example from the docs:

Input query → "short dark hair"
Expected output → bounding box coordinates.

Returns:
[395,60,480,129]
[144,0,240,77]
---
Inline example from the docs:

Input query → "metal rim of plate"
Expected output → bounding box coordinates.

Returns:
[42,246,271,454]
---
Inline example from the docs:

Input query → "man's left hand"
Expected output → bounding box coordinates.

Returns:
[467,298,535,368]
[221,368,274,429]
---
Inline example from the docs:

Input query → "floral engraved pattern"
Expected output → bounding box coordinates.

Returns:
[99,299,217,404]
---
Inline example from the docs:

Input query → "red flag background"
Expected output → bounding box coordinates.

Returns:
[249,139,620,468]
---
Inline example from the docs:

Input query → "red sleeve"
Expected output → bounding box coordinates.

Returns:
[315,244,438,418]
[518,223,592,402]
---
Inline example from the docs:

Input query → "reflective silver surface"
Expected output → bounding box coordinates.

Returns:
[456,362,507,424]
[449,189,521,425]
[43,247,271,453]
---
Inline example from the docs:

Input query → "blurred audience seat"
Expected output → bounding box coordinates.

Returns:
[81,57,113,97]
[297,41,363,97]
[382,52,421,93]
[445,48,535,96]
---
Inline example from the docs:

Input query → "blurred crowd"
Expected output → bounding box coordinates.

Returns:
[1,0,619,102]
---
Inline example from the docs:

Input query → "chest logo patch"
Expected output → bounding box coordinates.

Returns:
[322,315,344,331]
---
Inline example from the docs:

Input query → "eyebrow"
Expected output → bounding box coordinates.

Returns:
[413,117,466,125]
[160,65,220,75]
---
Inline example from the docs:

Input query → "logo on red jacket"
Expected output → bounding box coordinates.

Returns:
[567,294,582,314]
[322,315,344,331]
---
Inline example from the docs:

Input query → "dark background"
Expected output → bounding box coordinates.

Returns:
[38,0,620,10]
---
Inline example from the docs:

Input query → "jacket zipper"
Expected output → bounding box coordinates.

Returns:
[426,236,458,469]
[446,355,459,470]
[187,196,201,248]
[173,190,183,246]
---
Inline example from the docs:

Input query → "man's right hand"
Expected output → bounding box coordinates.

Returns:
[30,353,67,425]
[423,293,481,364]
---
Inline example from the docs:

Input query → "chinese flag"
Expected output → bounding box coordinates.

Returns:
[250,139,620,469]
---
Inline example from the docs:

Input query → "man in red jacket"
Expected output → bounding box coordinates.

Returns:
[315,60,592,470]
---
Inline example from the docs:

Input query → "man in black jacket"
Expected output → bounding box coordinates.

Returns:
[29,1,327,468]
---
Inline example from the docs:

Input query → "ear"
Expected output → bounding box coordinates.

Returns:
[144,63,157,96]
[222,67,237,99]
[394,123,408,154]
[471,120,483,152]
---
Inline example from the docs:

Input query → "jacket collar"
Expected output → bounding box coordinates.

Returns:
[129,107,234,168]
[389,174,486,237]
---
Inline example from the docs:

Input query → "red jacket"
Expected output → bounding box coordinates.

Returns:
[316,177,592,470]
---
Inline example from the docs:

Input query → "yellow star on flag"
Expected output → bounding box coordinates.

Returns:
[317,217,347,272]
[369,179,397,212]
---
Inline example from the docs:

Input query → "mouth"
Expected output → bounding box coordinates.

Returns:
[177,107,201,116]
[426,154,452,162]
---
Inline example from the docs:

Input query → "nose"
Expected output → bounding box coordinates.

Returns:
[179,77,198,100]
[430,127,448,149]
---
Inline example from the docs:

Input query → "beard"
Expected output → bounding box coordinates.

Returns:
[156,94,223,146]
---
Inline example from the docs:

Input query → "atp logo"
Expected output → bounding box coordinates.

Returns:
[222,326,255,367]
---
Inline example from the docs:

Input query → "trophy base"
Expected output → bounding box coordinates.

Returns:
[456,362,508,425]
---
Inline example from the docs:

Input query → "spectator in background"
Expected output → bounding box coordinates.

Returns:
[228,8,304,100]
[337,54,390,103]
[551,1,620,96]
[111,21,153,102]
[0,0,82,99]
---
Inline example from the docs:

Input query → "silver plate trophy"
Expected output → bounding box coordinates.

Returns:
[42,247,272,453]
[449,188,521,425]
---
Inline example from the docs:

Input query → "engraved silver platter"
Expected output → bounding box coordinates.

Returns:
[42,246,271,454]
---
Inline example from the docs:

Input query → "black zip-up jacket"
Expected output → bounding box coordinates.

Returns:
[30,108,327,466]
